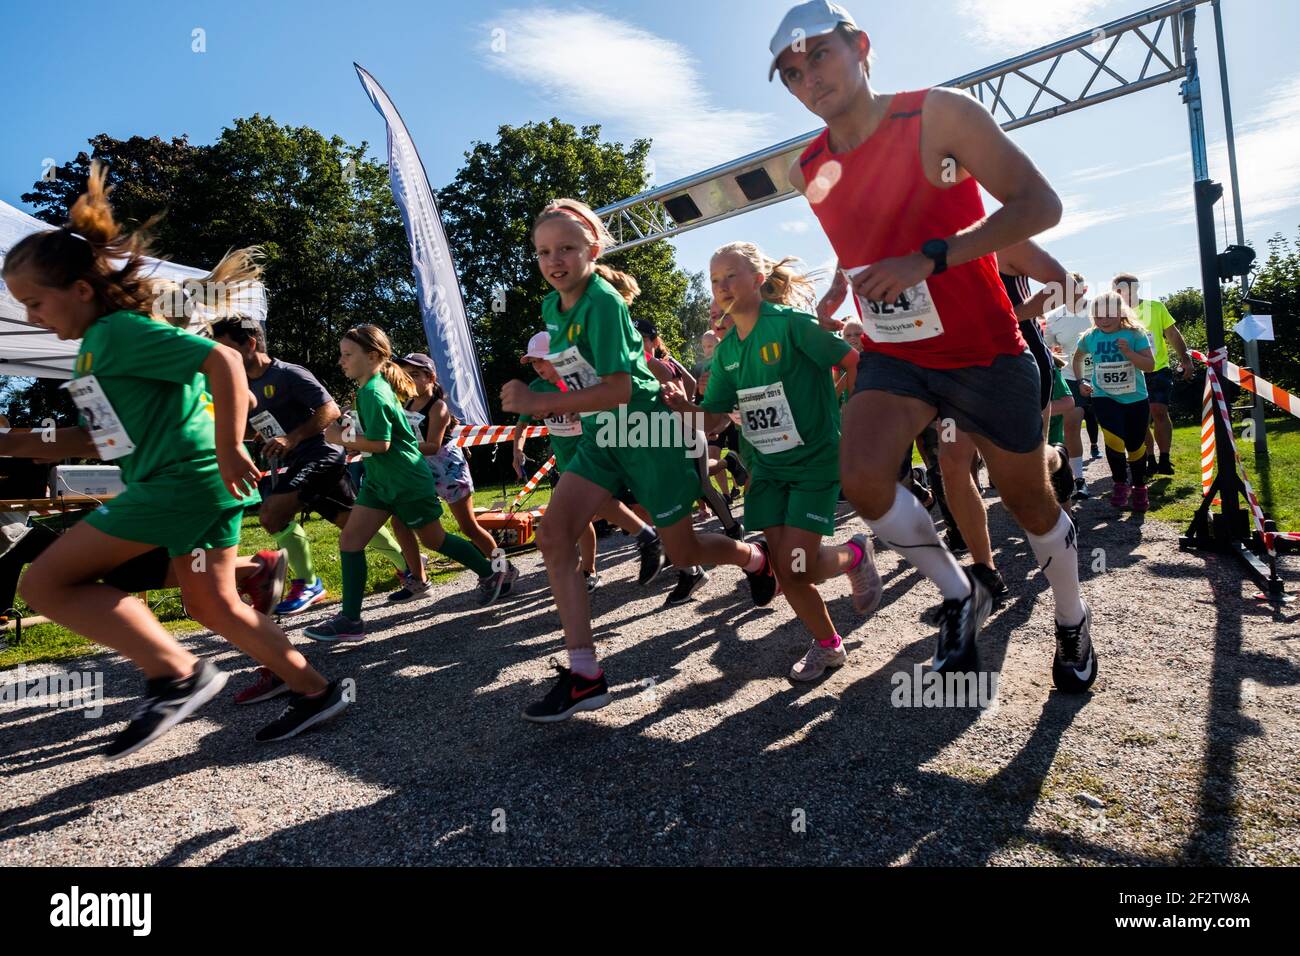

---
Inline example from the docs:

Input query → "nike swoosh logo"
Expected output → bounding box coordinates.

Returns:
[1073,655,1094,682]
[570,683,603,701]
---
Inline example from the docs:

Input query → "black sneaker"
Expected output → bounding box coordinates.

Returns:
[1090,444,1102,460]
[637,535,667,586]
[723,453,750,488]
[254,680,351,742]
[1049,444,1074,505]
[666,567,709,606]
[727,487,743,503]
[104,660,228,761]
[945,527,968,555]
[1156,455,1174,476]
[969,563,1009,604]
[522,661,611,723]
[744,540,778,607]
[1053,602,1098,693]
[723,522,744,541]
[1071,478,1092,501]
[932,568,992,674]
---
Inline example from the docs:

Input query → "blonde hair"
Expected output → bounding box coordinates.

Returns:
[343,323,416,403]
[712,242,818,312]
[2,160,160,316]
[533,198,641,304]
[157,246,266,330]
[1089,291,1142,332]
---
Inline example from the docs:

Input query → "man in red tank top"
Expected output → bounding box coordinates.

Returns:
[769,1,1096,693]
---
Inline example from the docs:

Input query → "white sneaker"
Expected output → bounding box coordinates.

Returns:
[789,640,848,682]
[845,533,883,615]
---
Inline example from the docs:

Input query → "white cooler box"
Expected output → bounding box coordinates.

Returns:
[53,465,125,498]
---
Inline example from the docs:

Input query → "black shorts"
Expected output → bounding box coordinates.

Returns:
[101,547,172,593]
[1019,320,1053,411]
[1066,377,1092,410]
[259,444,355,522]
[1144,368,1174,406]
[614,485,639,507]
[854,349,1044,455]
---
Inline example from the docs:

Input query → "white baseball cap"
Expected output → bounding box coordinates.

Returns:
[521,331,551,363]
[768,1,859,80]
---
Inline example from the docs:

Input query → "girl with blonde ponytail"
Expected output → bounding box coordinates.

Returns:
[0,161,351,756]
[501,198,776,723]
[308,323,515,642]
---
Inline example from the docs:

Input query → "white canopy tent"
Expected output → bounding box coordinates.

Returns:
[0,198,264,380]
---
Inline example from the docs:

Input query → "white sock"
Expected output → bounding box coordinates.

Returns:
[1026,509,1085,626]
[867,483,970,601]
[568,647,600,679]
[1071,457,1084,480]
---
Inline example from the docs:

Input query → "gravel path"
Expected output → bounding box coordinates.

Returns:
[3,458,1298,866]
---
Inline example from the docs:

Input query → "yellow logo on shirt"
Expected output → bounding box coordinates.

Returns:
[567,324,582,343]
[760,343,782,365]
[76,353,93,374]
[263,384,276,399]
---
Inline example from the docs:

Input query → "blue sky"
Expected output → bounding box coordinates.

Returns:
[2,0,1295,322]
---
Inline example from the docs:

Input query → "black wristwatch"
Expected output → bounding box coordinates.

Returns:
[920,238,949,276]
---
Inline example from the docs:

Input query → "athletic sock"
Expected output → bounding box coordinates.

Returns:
[271,521,314,582]
[818,634,843,650]
[635,524,658,545]
[844,538,865,572]
[341,550,368,620]
[367,523,408,574]
[743,543,767,574]
[437,532,494,578]
[1025,509,1085,627]
[1071,457,1084,480]
[568,647,600,679]
[868,483,970,601]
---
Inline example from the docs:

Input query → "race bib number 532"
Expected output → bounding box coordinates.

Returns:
[736,381,803,454]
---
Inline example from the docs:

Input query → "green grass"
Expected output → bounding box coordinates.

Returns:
[0,479,552,670]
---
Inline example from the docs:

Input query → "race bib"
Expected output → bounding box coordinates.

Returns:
[736,381,803,454]
[63,375,135,460]
[545,413,583,438]
[1081,353,1094,378]
[1096,361,1137,395]
[548,346,602,417]
[403,409,426,431]
[845,267,945,344]
[250,410,285,442]
[341,411,372,458]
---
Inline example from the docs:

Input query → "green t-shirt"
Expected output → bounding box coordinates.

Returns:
[1135,299,1175,371]
[1078,327,1151,404]
[354,372,437,501]
[72,310,251,510]
[541,274,663,434]
[1047,366,1071,446]
[520,378,583,469]
[700,301,850,482]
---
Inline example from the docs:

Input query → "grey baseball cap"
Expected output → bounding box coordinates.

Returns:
[768,1,859,80]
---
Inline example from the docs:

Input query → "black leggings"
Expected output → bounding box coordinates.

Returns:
[1092,397,1150,487]
[0,524,171,614]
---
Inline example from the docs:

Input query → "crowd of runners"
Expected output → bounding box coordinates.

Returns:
[0,0,1197,757]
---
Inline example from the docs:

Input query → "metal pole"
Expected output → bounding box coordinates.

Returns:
[1212,0,1267,458]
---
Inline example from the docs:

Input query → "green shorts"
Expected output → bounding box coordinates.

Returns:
[85,489,247,558]
[355,480,444,530]
[550,436,581,475]
[565,425,699,527]
[745,474,840,537]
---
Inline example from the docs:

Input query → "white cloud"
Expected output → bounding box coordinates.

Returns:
[1065,153,1183,185]
[480,8,772,179]
[1038,192,1125,243]
[780,220,811,234]
[956,0,1111,50]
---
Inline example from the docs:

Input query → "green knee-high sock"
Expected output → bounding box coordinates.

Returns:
[367,524,408,573]
[436,532,494,578]
[272,521,314,582]
[341,550,368,620]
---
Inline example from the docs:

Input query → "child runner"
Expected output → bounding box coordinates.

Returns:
[664,242,883,680]
[0,164,350,755]
[501,199,779,722]
[1043,272,1096,497]
[304,324,513,642]
[1073,292,1155,511]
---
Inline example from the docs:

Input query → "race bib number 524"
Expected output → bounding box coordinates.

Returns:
[844,266,945,344]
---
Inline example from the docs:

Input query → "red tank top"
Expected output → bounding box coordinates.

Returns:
[800,89,1025,369]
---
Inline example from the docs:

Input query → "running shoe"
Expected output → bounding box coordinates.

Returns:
[499,561,520,598]
[1071,478,1091,501]
[104,660,227,761]
[744,540,778,607]
[254,680,351,742]
[969,563,1009,604]
[789,639,847,682]
[304,613,366,643]
[932,568,992,674]
[584,570,602,594]
[387,571,433,603]
[275,577,327,616]
[637,535,667,586]
[1052,601,1098,693]
[666,567,709,606]
[1131,484,1150,513]
[727,487,743,504]
[1155,455,1174,476]
[1110,481,1130,509]
[1145,454,1158,478]
[233,666,290,705]
[522,661,610,723]
[945,527,968,555]
[238,549,289,616]
[845,533,882,615]
[476,568,510,607]
[1049,444,1075,505]
[1091,444,1102,460]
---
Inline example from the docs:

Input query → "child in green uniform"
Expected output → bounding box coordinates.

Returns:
[0,163,350,758]
[501,199,778,723]
[305,324,513,641]
[665,242,883,680]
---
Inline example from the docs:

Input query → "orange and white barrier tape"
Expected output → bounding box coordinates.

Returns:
[510,455,556,511]
[1189,349,1300,420]
[450,425,549,447]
